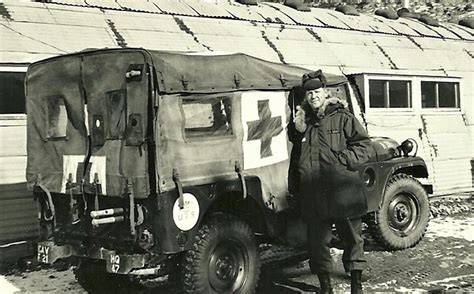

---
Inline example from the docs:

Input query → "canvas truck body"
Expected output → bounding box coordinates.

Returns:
[26,48,431,293]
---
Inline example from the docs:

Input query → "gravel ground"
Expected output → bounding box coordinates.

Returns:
[0,194,472,293]
[429,194,472,218]
[257,211,473,293]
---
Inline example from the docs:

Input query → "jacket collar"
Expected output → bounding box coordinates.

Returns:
[303,97,349,126]
[317,97,348,118]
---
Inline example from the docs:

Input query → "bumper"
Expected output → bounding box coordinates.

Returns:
[37,241,146,274]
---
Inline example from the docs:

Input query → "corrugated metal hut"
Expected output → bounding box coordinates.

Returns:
[0,0,473,260]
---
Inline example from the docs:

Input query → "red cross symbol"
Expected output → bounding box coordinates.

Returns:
[246,100,283,158]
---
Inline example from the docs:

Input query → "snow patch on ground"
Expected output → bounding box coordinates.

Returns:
[0,276,20,293]
[395,286,429,293]
[423,274,474,286]
[426,215,474,241]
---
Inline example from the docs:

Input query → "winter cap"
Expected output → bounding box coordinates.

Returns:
[302,70,327,91]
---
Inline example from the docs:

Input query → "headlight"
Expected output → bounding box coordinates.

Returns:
[363,167,376,189]
[398,138,417,157]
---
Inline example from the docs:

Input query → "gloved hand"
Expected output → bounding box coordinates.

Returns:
[294,106,307,133]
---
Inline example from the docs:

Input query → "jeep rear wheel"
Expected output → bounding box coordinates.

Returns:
[182,214,260,293]
[367,174,430,250]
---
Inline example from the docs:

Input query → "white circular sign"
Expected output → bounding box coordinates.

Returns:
[173,193,200,231]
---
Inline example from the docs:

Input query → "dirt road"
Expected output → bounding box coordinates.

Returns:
[1,212,472,293]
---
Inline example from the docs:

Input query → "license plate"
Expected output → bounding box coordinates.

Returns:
[108,254,121,273]
[37,244,50,263]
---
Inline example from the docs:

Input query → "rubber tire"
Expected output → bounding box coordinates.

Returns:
[74,259,138,293]
[367,174,430,250]
[182,214,260,294]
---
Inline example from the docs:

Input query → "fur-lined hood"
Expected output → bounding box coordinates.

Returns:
[317,97,348,118]
[301,97,348,120]
[294,96,349,132]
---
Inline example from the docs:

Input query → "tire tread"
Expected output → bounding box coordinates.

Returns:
[182,214,260,293]
[366,173,430,250]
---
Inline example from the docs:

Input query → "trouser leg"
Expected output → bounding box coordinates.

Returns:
[335,217,367,272]
[351,270,363,294]
[317,272,334,294]
[307,216,334,274]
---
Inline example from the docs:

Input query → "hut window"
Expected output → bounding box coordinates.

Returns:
[369,79,411,108]
[421,81,459,108]
[0,72,26,114]
[182,96,232,138]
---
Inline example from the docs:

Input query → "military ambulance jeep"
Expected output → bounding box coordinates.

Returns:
[27,48,430,293]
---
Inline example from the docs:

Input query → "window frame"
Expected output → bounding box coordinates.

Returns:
[180,94,235,142]
[420,79,460,111]
[362,74,462,115]
[0,66,28,120]
[366,76,413,111]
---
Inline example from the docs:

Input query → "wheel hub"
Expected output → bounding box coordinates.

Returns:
[208,240,247,292]
[388,192,420,235]
[395,203,409,222]
[215,255,235,281]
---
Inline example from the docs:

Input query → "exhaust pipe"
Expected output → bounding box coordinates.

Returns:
[91,216,124,226]
[90,208,125,226]
[90,208,124,219]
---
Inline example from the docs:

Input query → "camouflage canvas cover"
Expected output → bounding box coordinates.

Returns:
[26,48,347,205]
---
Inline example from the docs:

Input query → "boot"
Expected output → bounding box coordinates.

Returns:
[350,270,363,294]
[317,272,334,294]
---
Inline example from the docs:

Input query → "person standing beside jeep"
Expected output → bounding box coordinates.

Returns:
[289,70,374,294]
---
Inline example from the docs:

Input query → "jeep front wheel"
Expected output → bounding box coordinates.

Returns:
[367,174,430,250]
[182,214,260,293]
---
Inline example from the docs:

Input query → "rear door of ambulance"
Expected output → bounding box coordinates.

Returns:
[26,49,152,198]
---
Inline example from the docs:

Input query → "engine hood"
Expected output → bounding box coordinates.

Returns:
[370,136,400,162]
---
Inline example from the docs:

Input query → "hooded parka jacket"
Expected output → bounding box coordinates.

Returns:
[290,98,374,220]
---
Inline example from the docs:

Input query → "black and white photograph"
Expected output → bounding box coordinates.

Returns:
[0,0,472,293]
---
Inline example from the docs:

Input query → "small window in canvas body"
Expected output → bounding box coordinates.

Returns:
[46,96,68,139]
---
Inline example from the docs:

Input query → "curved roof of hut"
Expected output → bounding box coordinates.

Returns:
[0,0,472,76]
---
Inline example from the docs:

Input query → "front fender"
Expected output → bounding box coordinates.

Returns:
[364,156,430,213]
[385,156,429,178]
